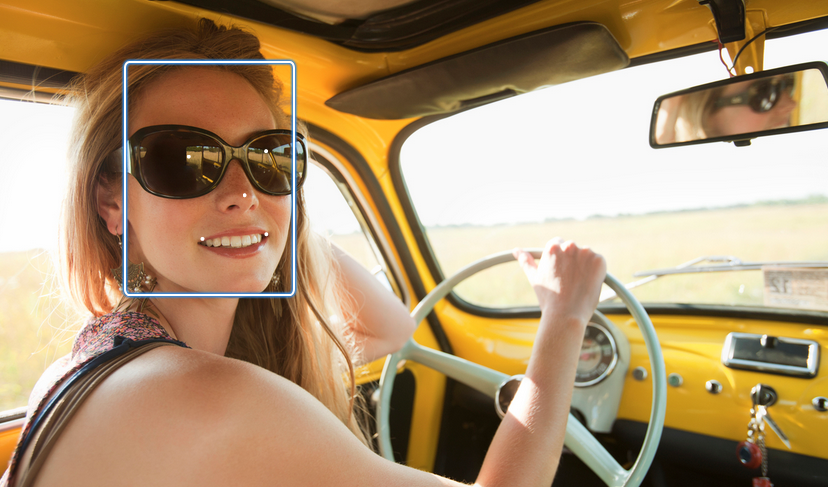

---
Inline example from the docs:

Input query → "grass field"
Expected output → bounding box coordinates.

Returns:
[0,251,82,411]
[2,203,827,410]
[425,203,828,307]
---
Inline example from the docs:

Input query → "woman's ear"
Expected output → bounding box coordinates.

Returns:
[96,180,123,235]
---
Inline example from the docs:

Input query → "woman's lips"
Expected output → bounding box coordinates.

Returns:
[199,233,268,258]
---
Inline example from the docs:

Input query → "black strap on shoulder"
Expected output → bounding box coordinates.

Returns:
[17,337,187,456]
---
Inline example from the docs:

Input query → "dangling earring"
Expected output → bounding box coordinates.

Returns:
[111,235,157,316]
[271,270,281,289]
[111,234,157,292]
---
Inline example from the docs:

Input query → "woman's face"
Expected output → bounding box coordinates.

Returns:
[126,67,290,293]
[705,77,797,137]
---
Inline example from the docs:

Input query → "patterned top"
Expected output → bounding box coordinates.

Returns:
[1,312,188,486]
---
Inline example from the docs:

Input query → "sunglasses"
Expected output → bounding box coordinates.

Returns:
[112,125,306,199]
[714,74,796,113]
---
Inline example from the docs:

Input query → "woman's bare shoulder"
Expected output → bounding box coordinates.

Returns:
[32,346,453,487]
[30,347,317,485]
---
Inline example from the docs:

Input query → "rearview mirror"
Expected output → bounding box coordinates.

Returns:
[650,62,828,147]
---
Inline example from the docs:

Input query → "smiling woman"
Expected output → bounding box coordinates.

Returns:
[0,15,609,487]
[0,18,426,487]
[4,2,828,486]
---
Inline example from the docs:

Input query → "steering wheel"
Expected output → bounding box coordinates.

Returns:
[376,249,666,487]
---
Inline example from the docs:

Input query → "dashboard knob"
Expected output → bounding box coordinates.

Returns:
[668,373,683,387]
[632,366,648,381]
[705,380,723,394]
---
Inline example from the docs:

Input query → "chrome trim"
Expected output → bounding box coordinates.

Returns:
[0,407,26,434]
[0,418,24,434]
[813,397,828,412]
[574,322,619,388]
[705,380,722,394]
[0,406,26,423]
[751,384,778,408]
[721,332,819,378]
[494,374,525,419]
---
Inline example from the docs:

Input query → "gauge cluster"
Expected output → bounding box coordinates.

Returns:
[570,311,630,433]
[575,322,619,387]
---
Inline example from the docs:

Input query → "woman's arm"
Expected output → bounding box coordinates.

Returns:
[269,238,603,487]
[332,244,417,364]
[39,238,603,487]
[478,239,605,484]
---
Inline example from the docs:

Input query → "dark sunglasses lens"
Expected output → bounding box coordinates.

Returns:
[247,133,305,195]
[749,81,777,112]
[136,131,224,196]
[750,75,795,113]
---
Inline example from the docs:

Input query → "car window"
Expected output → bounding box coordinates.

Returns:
[304,163,381,274]
[0,99,76,411]
[0,102,390,409]
[400,29,828,311]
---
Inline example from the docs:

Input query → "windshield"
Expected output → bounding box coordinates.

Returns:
[400,29,828,312]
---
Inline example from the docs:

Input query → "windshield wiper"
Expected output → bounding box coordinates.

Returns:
[633,256,828,276]
[599,256,828,303]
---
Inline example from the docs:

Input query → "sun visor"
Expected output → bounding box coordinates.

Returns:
[326,22,629,120]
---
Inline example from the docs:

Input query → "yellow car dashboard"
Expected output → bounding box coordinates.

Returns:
[417,300,827,483]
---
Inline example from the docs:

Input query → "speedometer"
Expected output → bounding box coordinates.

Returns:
[575,322,618,387]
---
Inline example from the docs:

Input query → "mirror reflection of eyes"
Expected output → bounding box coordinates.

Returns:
[713,74,796,113]
[651,63,828,147]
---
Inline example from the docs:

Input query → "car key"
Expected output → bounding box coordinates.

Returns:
[751,384,791,450]
[758,405,790,450]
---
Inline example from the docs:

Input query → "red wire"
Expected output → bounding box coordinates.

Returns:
[717,39,735,77]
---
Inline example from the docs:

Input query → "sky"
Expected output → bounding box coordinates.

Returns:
[0,29,827,253]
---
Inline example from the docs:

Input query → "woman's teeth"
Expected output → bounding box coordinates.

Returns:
[200,234,264,248]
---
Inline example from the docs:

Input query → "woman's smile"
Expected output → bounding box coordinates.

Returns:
[198,229,270,258]
[199,232,268,249]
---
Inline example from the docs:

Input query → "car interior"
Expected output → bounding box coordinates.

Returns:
[1,1,827,486]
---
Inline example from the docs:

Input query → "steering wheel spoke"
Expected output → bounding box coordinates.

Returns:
[376,341,510,460]
[565,413,629,486]
[401,341,509,398]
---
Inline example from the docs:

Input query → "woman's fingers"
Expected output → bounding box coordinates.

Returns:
[513,247,538,281]
[543,237,566,255]
[523,238,606,322]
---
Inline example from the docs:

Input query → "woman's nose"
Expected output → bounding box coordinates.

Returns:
[214,160,259,212]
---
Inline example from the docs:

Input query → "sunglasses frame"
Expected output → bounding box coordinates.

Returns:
[713,74,796,113]
[120,124,307,199]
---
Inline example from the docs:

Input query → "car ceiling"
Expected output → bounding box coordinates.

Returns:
[171,0,542,51]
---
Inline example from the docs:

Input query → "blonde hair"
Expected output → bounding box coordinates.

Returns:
[60,18,369,446]
[672,88,725,142]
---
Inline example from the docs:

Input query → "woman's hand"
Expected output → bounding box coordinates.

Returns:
[513,238,606,333]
